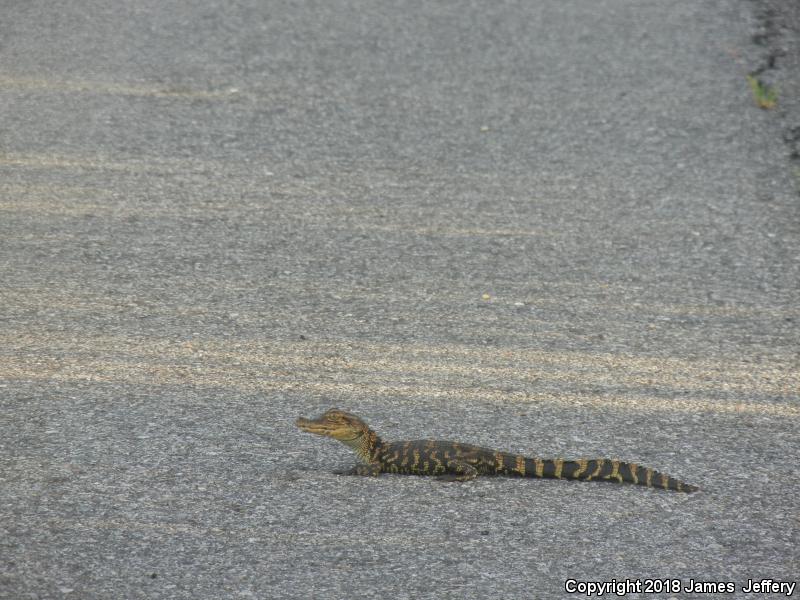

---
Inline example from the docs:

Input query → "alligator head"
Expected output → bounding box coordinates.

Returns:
[296,408,369,443]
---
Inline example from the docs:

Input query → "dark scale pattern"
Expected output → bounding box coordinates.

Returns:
[296,409,698,493]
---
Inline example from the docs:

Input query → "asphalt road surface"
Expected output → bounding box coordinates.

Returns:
[1,1,798,598]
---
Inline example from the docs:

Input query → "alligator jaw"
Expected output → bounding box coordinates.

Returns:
[295,416,330,435]
[295,414,363,442]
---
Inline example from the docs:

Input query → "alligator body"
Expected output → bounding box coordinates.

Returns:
[296,408,698,493]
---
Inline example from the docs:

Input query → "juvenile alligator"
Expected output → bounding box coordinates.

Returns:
[296,408,698,492]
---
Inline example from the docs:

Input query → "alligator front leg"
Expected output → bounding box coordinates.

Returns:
[436,460,478,482]
[334,464,382,477]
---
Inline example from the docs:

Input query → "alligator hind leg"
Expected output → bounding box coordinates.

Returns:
[436,460,478,482]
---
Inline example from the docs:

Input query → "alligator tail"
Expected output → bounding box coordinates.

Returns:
[498,454,698,492]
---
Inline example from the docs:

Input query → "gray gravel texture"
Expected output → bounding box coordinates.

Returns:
[1,1,798,599]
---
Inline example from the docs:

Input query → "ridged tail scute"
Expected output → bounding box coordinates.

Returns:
[513,456,698,493]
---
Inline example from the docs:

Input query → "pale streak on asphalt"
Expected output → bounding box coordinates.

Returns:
[1,333,796,418]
